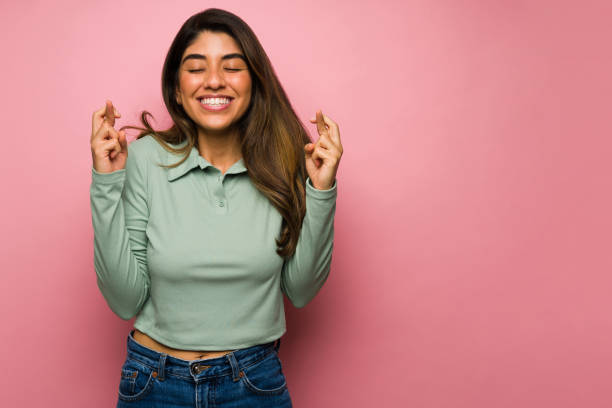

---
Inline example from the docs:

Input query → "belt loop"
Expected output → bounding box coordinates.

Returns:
[226,352,242,382]
[274,337,281,352]
[157,353,167,381]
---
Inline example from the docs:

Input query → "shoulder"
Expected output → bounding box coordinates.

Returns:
[127,134,172,166]
[127,134,158,156]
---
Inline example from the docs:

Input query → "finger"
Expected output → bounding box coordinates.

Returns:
[92,104,107,135]
[93,121,112,144]
[310,145,333,166]
[109,140,124,160]
[307,127,335,153]
[308,143,331,160]
[92,102,121,134]
[304,145,321,167]
[118,129,128,151]
[102,137,122,157]
[109,131,127,160]
[93,103,120,119]
[304,142,323,152]
[104,100,116,127]
[310,111,342,153]
[312,137,333,151]
[107,125,120,143]
[310,113,340,147]
[111,132,124,159]
[307,142,341,165]
[96,123,119,145]
[321,113,340,146]
[314,110,328,137]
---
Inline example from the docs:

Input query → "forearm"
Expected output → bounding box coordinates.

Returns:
[281,177,337,308]
[90,168,150,320]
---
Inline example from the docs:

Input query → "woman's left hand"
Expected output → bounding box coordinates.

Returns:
[304,110,343,190]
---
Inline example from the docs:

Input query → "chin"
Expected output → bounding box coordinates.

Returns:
[198,122,234,133]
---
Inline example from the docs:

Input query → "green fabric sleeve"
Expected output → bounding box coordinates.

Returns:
[89,144,150,320]
[280,176,338,308]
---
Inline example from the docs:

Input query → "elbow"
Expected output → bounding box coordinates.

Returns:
[282,277,316,308]
[107,297,141,321]
[290,295,311,309]
[284,267,332,309]
[282,283,313,308]
[96,277,144,321]
[281,253,333,308]
[109,299,143,320]
[114,307,137,321]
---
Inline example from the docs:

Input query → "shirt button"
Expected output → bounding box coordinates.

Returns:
[219,201,225,207]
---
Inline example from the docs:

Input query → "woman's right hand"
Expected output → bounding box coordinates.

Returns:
[91,100,128,173]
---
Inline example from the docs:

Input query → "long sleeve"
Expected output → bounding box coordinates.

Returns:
[280,176,338,308]
[89,143,150,320]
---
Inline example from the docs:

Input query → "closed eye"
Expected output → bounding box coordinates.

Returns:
[188,69,243,73]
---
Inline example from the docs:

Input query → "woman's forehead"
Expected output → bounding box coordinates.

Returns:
[183,31,242,58]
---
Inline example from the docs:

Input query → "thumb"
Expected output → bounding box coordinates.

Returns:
[304,144,313,156]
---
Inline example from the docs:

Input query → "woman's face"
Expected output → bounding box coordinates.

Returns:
[176,30,252,137]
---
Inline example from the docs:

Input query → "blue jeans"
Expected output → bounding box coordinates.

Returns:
[116,329,292,407]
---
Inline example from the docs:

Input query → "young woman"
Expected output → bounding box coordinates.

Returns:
[89,8,342,407]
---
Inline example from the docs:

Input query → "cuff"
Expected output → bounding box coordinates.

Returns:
[91,166,126,185]
[306,176,337,200]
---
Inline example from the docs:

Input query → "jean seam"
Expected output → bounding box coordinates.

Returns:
[117,370,155,401]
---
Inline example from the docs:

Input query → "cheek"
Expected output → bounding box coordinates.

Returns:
[179,75,200,92]
[230,75,252,95]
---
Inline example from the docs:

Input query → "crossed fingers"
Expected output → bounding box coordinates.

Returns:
[307,110,343,156]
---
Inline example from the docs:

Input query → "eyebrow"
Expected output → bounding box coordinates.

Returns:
[181,53,246,64]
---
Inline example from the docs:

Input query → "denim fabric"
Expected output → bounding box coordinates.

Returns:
[116,330,292,407]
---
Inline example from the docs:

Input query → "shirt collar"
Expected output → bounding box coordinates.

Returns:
[166,140,248,182]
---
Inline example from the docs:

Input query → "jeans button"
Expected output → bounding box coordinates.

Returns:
[192,363,210,375]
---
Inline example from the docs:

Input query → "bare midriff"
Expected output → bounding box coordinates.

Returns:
[133,329,234,361]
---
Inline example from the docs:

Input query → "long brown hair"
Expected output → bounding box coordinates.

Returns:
[119,8,311,259]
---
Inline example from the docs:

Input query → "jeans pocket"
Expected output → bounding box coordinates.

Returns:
[117,357,157,401]
[241,350,288,396]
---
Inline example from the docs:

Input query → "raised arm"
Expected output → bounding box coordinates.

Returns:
[280,177,337,308]
[281,109,342,308]
[89,101,150,320]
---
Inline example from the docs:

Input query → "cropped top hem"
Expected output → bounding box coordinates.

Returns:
[132,321,287,351]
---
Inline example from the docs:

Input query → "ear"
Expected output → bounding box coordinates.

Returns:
[175,88,182,105]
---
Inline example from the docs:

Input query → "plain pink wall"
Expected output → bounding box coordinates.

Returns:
[1,0,611,406]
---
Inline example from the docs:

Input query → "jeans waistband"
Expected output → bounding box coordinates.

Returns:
[125,329,281,381]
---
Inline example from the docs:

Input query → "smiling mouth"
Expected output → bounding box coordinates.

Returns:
[197,97,233,111]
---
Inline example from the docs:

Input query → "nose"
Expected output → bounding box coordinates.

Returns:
[204,64,226,89]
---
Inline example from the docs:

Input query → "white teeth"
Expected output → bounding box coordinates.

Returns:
[200,97,231,105]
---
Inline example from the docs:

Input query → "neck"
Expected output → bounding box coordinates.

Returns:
[197,128,242,171]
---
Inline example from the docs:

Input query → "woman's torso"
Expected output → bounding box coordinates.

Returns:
[129,136,287,348]
[133,329,234,361]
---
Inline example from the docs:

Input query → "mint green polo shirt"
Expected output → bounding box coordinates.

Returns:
[89,134,337,350]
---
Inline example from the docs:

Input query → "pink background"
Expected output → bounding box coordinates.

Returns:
[1,0,611,406]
